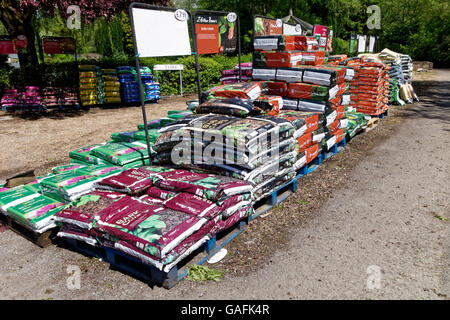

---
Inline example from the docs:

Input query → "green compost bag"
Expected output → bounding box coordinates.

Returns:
[6,195,65,232]
[111,130,160,144]
[0,184,41,214]
[39,171,99,203]
[138,118,175,130]
[69,143,108,165]
[167,110,194,120]
[74,164,123,179]
[52,164,88,174]
[90,141,154,166]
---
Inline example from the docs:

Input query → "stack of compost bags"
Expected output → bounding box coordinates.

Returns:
[62,87,79,107]
[144,81,161,102]
[38,165,123,203]
[401,54,413,84]
[1,89,19,110]
[117,66,140,104]
[152,105,297,201]
[344,59,390,116]
[79,65,101,107]
[89,141,155,169]
[21,86,42,108]
[42,87,61,108]
[100,68,121,105]
[69,143,110,165]
[54,166,253,273]
[220,63,253,84]
[0,184,66,233]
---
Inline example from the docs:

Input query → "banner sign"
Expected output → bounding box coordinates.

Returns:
[42,37,76,54]
[313,25,329,50]
[357,34,367,53]
[153,64,184,71]
[282,23,302,36]
[0,36,27,55]
[349,33,358,54]
[195,14,237,54]
[368,36,376,53]
[254,17,283,36]
[326,29,334,52]
[131,8,192,57]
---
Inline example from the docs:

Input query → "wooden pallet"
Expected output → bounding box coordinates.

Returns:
[0,212,58,248]
[364,117,380,132]
[62,218,248,289]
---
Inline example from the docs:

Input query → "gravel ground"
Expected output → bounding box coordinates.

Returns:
[0,71,448,300]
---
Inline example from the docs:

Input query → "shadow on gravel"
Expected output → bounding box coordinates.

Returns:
[396,81,450,125]
[8,109,88,121]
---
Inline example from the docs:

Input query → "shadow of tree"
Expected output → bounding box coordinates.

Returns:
[394,80,450,125]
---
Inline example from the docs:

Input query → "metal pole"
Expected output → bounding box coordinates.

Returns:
[180,70,183,96]
[129,4,153,165]
[190,12,202,103]
[238,17,242,82]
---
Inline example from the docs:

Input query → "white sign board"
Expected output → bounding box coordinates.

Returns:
[368,36,376,53]
[283,23,302,36]
[132,8,192,57]
[153,64,184,71]
[357,35,367,53]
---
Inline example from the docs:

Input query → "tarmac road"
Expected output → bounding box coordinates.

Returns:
[0,70,448,300]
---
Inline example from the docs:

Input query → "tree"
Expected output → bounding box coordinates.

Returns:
[0,0,170,68]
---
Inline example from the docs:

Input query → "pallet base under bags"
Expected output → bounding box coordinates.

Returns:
[0,212,59,248]
[58,218,248,289]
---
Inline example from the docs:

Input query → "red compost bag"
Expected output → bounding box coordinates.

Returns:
[305,144,320,164]
[267,82,288,96]
[265,52,302,68]
[297,132,312,153]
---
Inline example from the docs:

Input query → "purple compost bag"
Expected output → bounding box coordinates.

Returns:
[94,166,176,195]
[96,198,207,259]
[54,190,125,230]
[162,192,251,220]
[146,187,178,200]
[152,169,252,202]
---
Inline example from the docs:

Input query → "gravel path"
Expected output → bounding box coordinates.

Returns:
[0,71,448,300]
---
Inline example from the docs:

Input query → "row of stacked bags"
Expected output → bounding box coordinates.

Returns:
[220,63,253,84]
[78,65,101,107]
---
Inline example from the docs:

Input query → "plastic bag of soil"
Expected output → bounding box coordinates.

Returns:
[96,198,207,259]
[54,190,125,230]
[288,82,339,101]
[152,169,252,202]
[162,192,251,220]
[0,184,41,215]
[91,141,154,166]
[6,195,66,232]
[94,166,176,195]
[69,143,109,165]
[137,118,175,131]
[40,171,103,202]
[195,98,260,117]
[52,164,88,174]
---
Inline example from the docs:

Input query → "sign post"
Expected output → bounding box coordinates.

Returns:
[153,64,184,96]
[129,3,201,163]
[193,10,242,81]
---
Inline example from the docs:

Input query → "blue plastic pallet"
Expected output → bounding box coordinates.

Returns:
[250,179,298,220]
[62,219,248,289]
[322,137,347,161]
